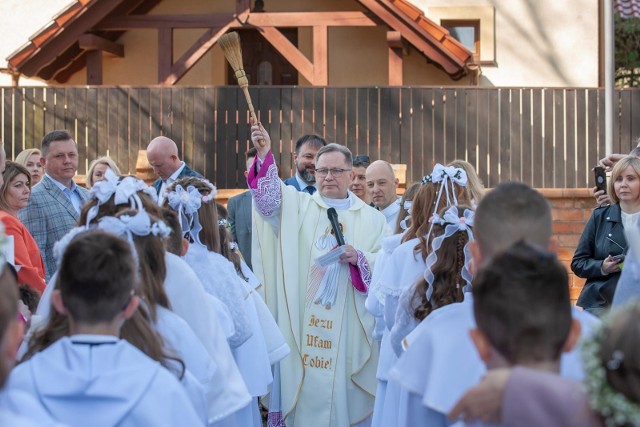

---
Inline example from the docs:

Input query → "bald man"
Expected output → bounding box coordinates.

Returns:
[146,136,203,203]
[366,160,400,226]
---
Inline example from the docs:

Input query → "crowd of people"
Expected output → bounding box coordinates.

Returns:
[0,125,638,427]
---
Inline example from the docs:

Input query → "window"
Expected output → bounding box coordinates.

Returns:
[442,20,480,61]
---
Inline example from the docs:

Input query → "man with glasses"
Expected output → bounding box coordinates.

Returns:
[351,155,373,206]
[283,134,327,195]
[247,122,388,427]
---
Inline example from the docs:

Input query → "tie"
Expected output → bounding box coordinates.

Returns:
[305,186,316,195]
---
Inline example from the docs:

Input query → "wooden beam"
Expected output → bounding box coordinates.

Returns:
[86,50,103,84]
[259,27,315,84]
[313,26,328,86]
[158,28,173,84]
[79,34,124,57]
[163,24,232,85]
[96,12,377,29]
[357,0,465,73]
[20,0,130,76]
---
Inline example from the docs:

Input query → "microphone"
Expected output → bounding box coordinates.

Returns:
[327,208,345,246]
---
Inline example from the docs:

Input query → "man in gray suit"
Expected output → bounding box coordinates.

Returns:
[20,130,90,280]
[147,136,203,204]
[227,147,257,269]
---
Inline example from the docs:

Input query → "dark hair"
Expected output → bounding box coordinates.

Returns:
[246,147,258,160]
[353,155,371,168]
[0,162,31,212]
[41,130,74,157]
[474,182,552,260]
[316,143,353,168]
[295,134,326,155]
[472,241,571,365]
[161,208,183,256]
[24,230,184,378]
[0,266,18,387]
[57,231,137,324]
[19,284,41,314]
[412,205,473,321]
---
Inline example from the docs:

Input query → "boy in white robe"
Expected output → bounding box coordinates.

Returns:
[451,241,581,427]
[8,231,205,427]
[387,182,600,426]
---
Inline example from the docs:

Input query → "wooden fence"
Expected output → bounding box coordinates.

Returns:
[2,86,640,189]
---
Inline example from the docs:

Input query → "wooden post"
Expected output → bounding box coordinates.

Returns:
[387,31,403,85]
[86,50,103,85]
[313,26,328,85]
[158,28,173,84]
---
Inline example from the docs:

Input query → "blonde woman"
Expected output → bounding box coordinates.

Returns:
[15,149,43,186]
[86,156,121,188]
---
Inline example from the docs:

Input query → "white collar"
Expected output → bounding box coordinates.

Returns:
[166,162,186,183]
[45,173,78,191]
[321,192,355,211]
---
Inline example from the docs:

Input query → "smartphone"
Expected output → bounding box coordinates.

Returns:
[611,254,625,262]
[594,166,607,193]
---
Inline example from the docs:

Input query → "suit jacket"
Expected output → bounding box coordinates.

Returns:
[152,163,204,196]
[572,203,626,311]
[19,175,90,281]
[283,176,302,191]
[227,190,253,269]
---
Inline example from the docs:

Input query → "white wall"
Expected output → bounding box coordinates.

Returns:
[414,0,600,87]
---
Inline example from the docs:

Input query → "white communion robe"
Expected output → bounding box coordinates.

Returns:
[387,295,601,427]
[33,259,251,426]
[8,335,205,427]
[249,151,389,427]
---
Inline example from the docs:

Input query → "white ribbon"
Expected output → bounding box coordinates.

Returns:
[424,206,475,301]
[167,184,205,247]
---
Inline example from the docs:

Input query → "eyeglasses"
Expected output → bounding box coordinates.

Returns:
[353,155,370,167]
[315,168,352,178]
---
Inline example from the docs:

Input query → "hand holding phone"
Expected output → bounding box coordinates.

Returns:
[611,254,625,262]
[594,166,607,193]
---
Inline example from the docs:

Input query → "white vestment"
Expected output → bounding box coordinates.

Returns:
[250,153,389,427]
[8,335,205,427]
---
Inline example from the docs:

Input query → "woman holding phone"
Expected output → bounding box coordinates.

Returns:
[572,155,640,316]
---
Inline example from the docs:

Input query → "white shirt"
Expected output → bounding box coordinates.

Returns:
[381,197,401,227]
[45,173,83,214]
[158,162,186,204]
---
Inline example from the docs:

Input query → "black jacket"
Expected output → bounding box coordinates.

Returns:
[572,203,626,310]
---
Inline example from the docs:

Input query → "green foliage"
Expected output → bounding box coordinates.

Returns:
[615,14,640,87]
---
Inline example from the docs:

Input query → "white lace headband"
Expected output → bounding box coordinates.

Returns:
[424,206,475,301]
[166,181,217,248]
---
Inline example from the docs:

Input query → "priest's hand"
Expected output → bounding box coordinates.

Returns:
[339,244,358,265]
[250,120,271,160]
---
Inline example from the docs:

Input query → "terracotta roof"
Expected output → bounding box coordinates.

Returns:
[616,0,640,18]
[8,0,472,83]
[358,0,472,78]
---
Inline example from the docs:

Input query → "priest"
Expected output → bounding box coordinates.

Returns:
[248,123,388,427]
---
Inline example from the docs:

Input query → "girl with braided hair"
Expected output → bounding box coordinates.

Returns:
[390,204,475,356]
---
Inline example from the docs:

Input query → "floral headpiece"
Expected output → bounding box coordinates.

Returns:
[218,218,228,226]
[166,180,217,248]
[424,206,475,301]
[86,168,157,226]
[582,304,640,426]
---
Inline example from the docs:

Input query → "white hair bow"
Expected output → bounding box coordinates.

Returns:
[167,184,204,247]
